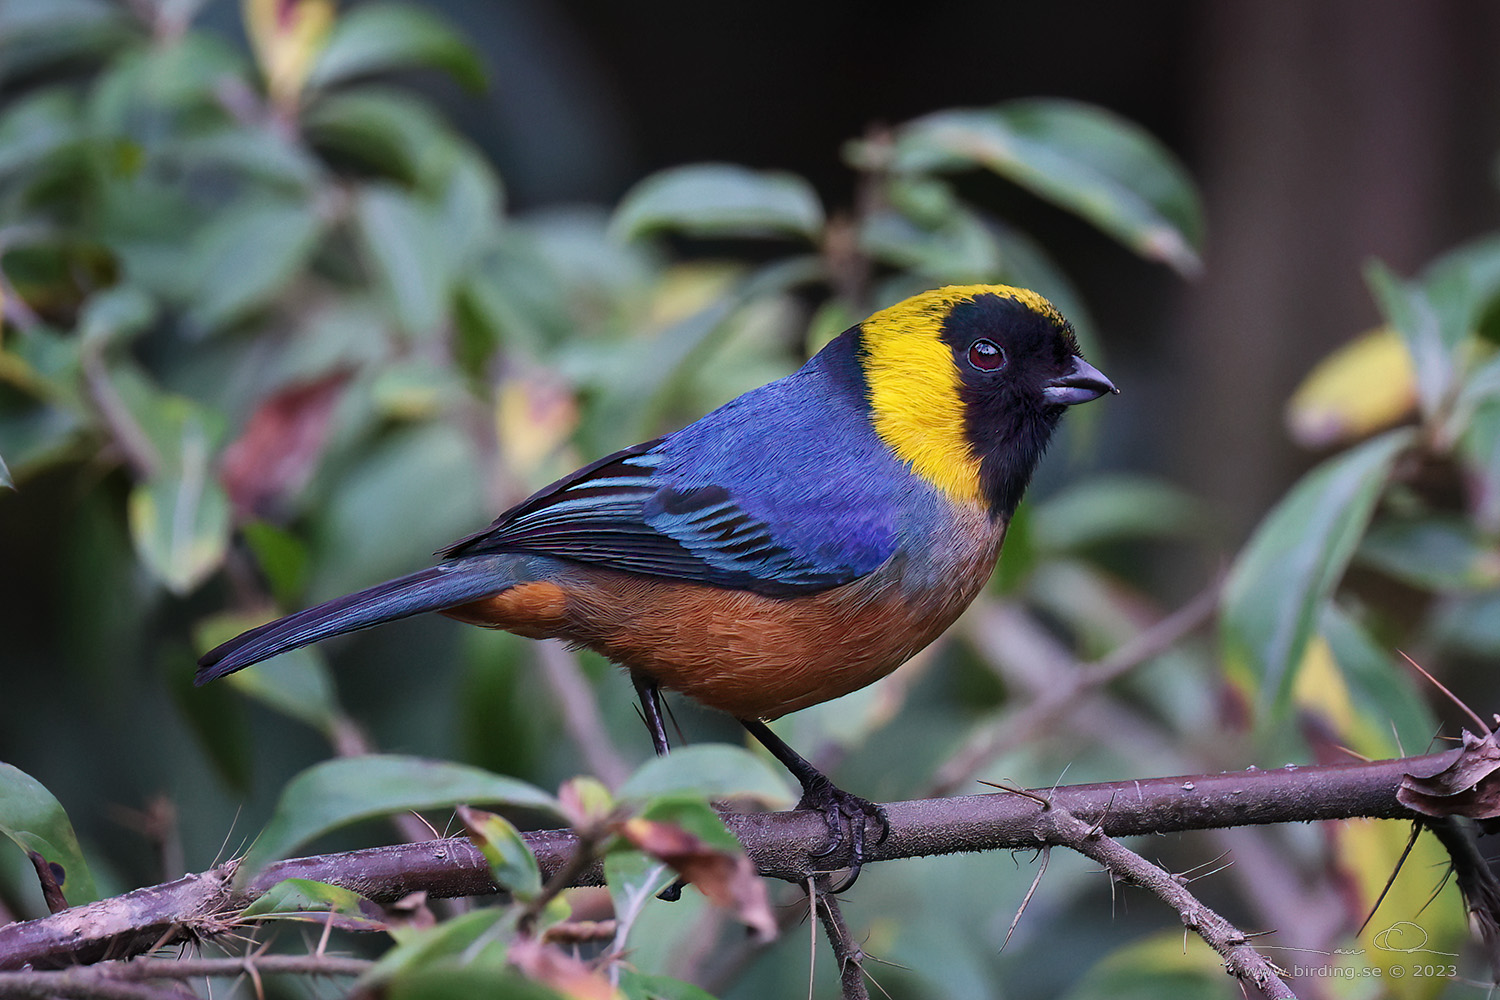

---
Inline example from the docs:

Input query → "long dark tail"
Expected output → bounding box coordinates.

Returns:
[195,556,521,685]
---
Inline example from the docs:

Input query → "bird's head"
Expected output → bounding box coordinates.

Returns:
[856,284,1116,519]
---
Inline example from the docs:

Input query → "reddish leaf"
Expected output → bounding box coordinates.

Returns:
[509,935,619,1000]
[220,370,351,519]
[618,818,775,941]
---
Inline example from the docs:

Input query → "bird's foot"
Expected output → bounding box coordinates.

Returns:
[798,775,889,893]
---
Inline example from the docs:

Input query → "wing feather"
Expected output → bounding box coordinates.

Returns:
[439,440,873,595]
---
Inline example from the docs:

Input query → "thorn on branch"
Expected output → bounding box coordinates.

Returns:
[1035,801,1294,1000]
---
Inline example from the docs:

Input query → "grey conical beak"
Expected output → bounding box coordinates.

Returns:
[1043,356,1117,406]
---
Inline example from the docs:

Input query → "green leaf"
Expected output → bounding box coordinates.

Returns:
[354,184,451,337]
[164,126,323,191]
[1058,930,1238,1000]
[1365,260,1452,423]
[603,848,675,941]
[1221,429,1413,715]
[889,99,1203,275]
[304,88,457,187]
[0,0,132,84]
[1031,474,1207,550]
[1460,398,1500,533]
[619,969,720,1000]
[459,807,542,899]
[240,755,559,879]
[123,393,232,595]
[612,164,824,242]
[626,256,823,436]
[0,88,83,178]
[367,908,513,978]
[1434,590,1500,656]
[636,795,741,852]
[79,285,156,350]
[240,521,311,608]
[308,2,486,92]
[185,197,324,332]
[305,421,486,597]
[616,745,794,807]
[227,652,340,733]
[859,204,1003,283]
[241,877,387,931]
[189,608,343,735]
[0,762,99,906]
[128,474,230,595]
[365,908,512,977]
[1357,515,1500,591]
[1320,604,1438,758]
[1419,232,1500,348]
[384,968,565,1000]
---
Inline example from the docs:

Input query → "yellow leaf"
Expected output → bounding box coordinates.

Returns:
[646,263,741,329]
[1325,819,1465,1000]
[1286,327,1416,448]
[1293,634,1407,761]
[496,371,578,479]
[1292,635,1357,738]
[243,0,335,108]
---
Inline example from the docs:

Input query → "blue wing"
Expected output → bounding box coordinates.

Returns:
[440,439,874,595]
[441,331,912,595]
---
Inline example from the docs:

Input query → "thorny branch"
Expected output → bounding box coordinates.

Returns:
[1,746,1488,998]
[809,876,871,1000]
[1030,795,1295,999]
[0,955,371,1000]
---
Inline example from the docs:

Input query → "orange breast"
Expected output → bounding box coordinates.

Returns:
[445,504,1004,720]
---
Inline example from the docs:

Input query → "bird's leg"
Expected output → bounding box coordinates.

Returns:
[740,719,888,892]
[633,671,691,903]
[633,672,671,757]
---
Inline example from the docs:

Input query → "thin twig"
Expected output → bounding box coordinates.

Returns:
[1032,799,1294,999]
[931,580,1221,795]
[0,954,370,1000]
[810,877,870,1000]
[518,831,605,934]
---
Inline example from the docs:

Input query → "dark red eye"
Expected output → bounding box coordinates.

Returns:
[967,339,1005,371]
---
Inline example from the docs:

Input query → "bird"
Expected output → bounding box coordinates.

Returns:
[198,283,1116,886]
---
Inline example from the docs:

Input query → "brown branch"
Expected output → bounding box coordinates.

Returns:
[0,750,1461,971]
[1032,797,1294,999]
[0,954,370,1000]
[810,876,871,1000]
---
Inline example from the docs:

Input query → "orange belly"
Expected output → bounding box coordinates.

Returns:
[445,508,1004,719]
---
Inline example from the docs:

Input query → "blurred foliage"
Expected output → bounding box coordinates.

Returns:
[1,1,1498,999]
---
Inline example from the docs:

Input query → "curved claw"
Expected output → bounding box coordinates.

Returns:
[738,719,887,892]
[798,780,888,892]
